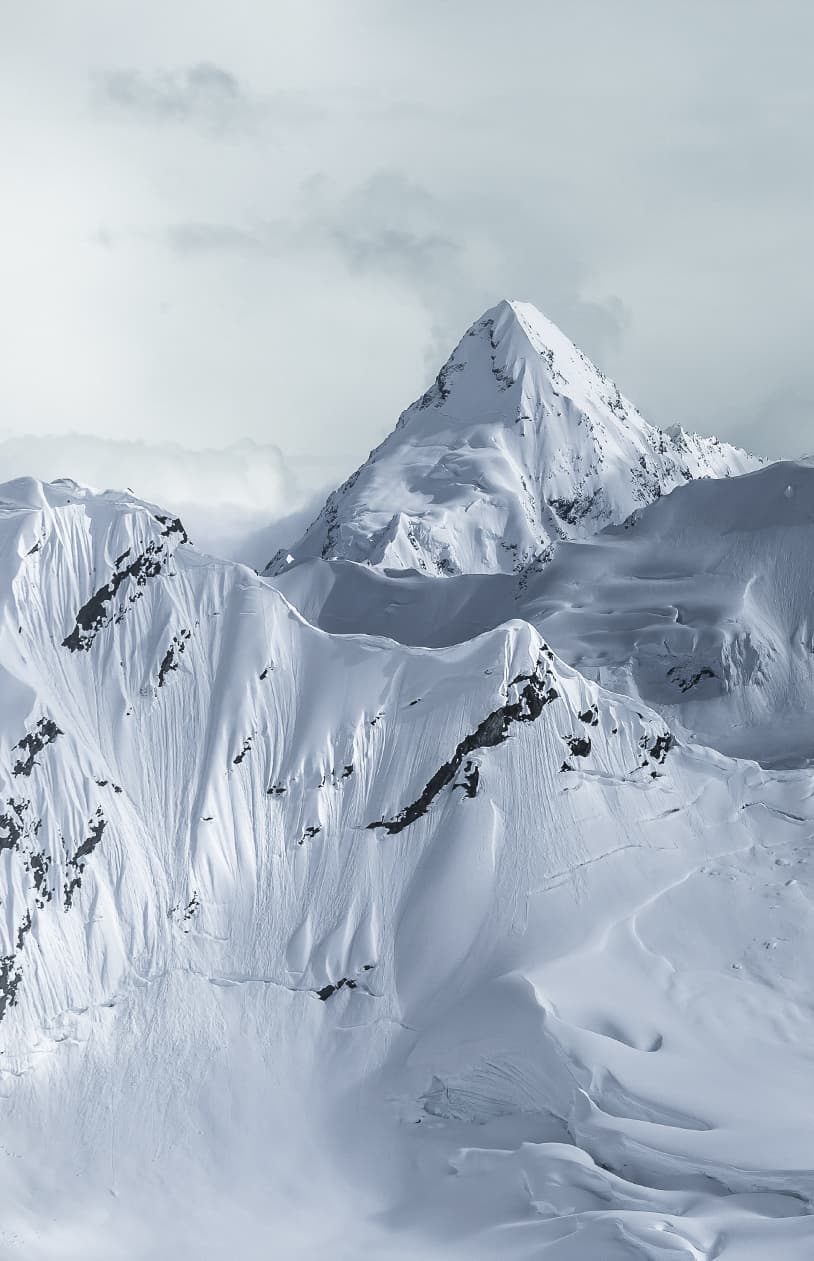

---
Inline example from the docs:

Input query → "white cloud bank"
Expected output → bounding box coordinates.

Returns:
[0,433,325,570]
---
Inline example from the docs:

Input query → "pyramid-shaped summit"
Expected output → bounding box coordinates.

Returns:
[268,300,760,577]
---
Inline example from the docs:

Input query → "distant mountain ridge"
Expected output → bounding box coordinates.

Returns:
[267,299,761,577]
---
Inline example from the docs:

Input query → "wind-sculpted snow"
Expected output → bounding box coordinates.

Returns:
[1,477,814,1258]
[515,459,814,768]
[273,461,814,773]
[268,299,759,578]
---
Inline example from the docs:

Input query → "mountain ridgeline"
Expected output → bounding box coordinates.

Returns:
[4,305,814,1261]
[267,300,758,577]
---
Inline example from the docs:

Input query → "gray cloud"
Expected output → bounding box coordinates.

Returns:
[331,224,459,283]
[167,222,272,255]
[316,174,459,280]
[94,62,255,133]
[163,174,460,278]
[115,164,680,423]
[288,173,635,372]
[3,0,814,507]
[735,388,814,461]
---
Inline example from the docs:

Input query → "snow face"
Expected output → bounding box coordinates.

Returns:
[2,472,814,1258]
[277,460,814,772]
[267,300,759,577]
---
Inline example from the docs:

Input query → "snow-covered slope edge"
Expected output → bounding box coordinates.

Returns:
[270,460,814,769]
[1,478,813,1259]
[267,300,760,577]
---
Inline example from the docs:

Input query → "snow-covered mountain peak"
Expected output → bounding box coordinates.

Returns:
[268,299,761,577]
[399,298,586,432]
[6,473,814,1258]
[452,297,607,404]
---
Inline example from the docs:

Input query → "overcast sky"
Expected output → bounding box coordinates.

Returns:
[2,1,813,552]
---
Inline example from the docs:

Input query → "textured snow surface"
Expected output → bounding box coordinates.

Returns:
[1,471,814,1259]
[267,300,759,577]
[0,300,811,1259]
[275,461,814,769]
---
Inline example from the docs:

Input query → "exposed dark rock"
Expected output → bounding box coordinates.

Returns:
[26,850,51,906]
[71,809,106,867]
[95,777,122,794]
[648,733,675,763]
[458,761,479,798]
[62,518,187,652]
[316,977,357,1002]
[0,798,29,852]
[417,354,466,409]
[154,514,190,544]
[369,657,558,834]
[233,737,253,766]
[0,954,23,1022]
[63,809,106,910]
[564,735,592,759]
[16,911,31,952]
[341,764,354,780]
[578,705,599,726]
[158,629,191,687]
[550,491,602,526]
[667,665,717,693]
[13,718,63,777]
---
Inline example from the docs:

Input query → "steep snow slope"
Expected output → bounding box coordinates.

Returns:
[515,459,814,766]
[267,300,759,577]
[272,462,814,768]
[2,478,814,1258]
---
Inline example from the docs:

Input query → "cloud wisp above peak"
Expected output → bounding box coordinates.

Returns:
[93,62,255,133]
[163,172,463,289]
